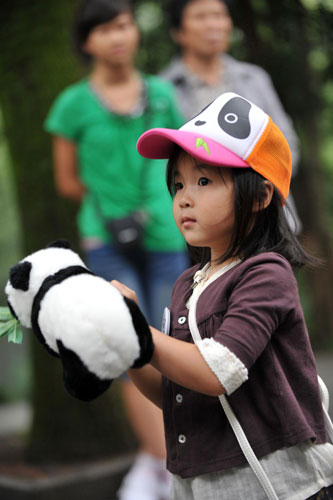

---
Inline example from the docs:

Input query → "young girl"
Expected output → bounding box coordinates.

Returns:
[44,1,188,498]
[112,92,333,500]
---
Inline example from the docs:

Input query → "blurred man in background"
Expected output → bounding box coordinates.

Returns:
[161,0,301,232]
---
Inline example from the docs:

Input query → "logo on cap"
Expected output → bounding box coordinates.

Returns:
[196,138,210,155]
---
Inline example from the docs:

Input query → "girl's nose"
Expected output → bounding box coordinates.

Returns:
[179,189,193,208]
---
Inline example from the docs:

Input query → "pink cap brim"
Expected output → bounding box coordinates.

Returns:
[137,128,248,168]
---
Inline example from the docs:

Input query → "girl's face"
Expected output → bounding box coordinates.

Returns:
[83,12,139,66]
[172,152,235,260]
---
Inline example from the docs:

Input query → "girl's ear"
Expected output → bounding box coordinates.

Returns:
[253,180,274,212]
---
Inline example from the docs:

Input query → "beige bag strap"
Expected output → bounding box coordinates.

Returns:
[318,376,333,442]
[188,265,279,500]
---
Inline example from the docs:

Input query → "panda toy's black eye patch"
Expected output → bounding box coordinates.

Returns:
[218,97,251,139]
[195,120,206,126]
[9,261,32,291]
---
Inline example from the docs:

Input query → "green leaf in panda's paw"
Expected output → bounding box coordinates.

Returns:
[0,307,23,344]
[0,322,11,337]
[7,321,23,344]
[0,307,14,321]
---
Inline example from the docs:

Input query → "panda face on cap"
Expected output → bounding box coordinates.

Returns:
[137,91,292,202]
[180,92,269,162]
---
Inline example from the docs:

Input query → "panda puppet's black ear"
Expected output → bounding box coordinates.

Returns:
[9,261,32,291]
[46,239,72,250]
[9,240,71,290]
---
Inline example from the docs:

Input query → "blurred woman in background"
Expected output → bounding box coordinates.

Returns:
[45,1,189,499]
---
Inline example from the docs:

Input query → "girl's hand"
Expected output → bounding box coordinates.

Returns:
[111,280,138,305]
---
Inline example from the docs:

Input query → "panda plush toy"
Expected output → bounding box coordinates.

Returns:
[5,240,154,401]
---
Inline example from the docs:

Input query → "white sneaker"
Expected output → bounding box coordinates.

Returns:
[117,452,171,500]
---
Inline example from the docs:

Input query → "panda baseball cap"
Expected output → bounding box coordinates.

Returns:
[137,92,292,202]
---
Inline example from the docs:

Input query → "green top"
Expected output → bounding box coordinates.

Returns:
[44,76,186,251]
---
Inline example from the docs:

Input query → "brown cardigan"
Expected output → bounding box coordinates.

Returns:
[162,252,326,478]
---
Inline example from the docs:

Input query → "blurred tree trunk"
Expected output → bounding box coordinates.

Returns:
[0,0,134,462]
[232,0,333,345]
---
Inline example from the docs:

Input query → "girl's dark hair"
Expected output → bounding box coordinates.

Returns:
[72,0,133,63]
[164,0,231,31]
[167,146,317,270]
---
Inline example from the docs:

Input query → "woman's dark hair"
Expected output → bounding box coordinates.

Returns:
[164,0,231,31]
[72,0,133,63]
[167,146,318,270]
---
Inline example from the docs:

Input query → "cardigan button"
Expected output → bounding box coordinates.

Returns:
[178,434,186,444]
[178,316,187,325]
[176,394,183,403]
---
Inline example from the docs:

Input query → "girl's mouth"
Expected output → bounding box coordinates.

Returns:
[182,216,196,228]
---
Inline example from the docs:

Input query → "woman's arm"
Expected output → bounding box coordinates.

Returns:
[52,136,85,202]
[127,364,163,409]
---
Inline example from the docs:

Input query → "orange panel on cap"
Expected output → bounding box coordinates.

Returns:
[246,117,292,202]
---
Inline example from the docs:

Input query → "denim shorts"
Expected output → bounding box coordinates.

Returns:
[85,244,189,329]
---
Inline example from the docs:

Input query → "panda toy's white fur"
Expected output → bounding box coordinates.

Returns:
[5,240,154,401]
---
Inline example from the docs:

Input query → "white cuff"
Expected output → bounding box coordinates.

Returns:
[196,338,248,395]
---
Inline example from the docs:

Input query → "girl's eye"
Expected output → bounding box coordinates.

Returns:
[198,177,210,186]
[174,182,183,191]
